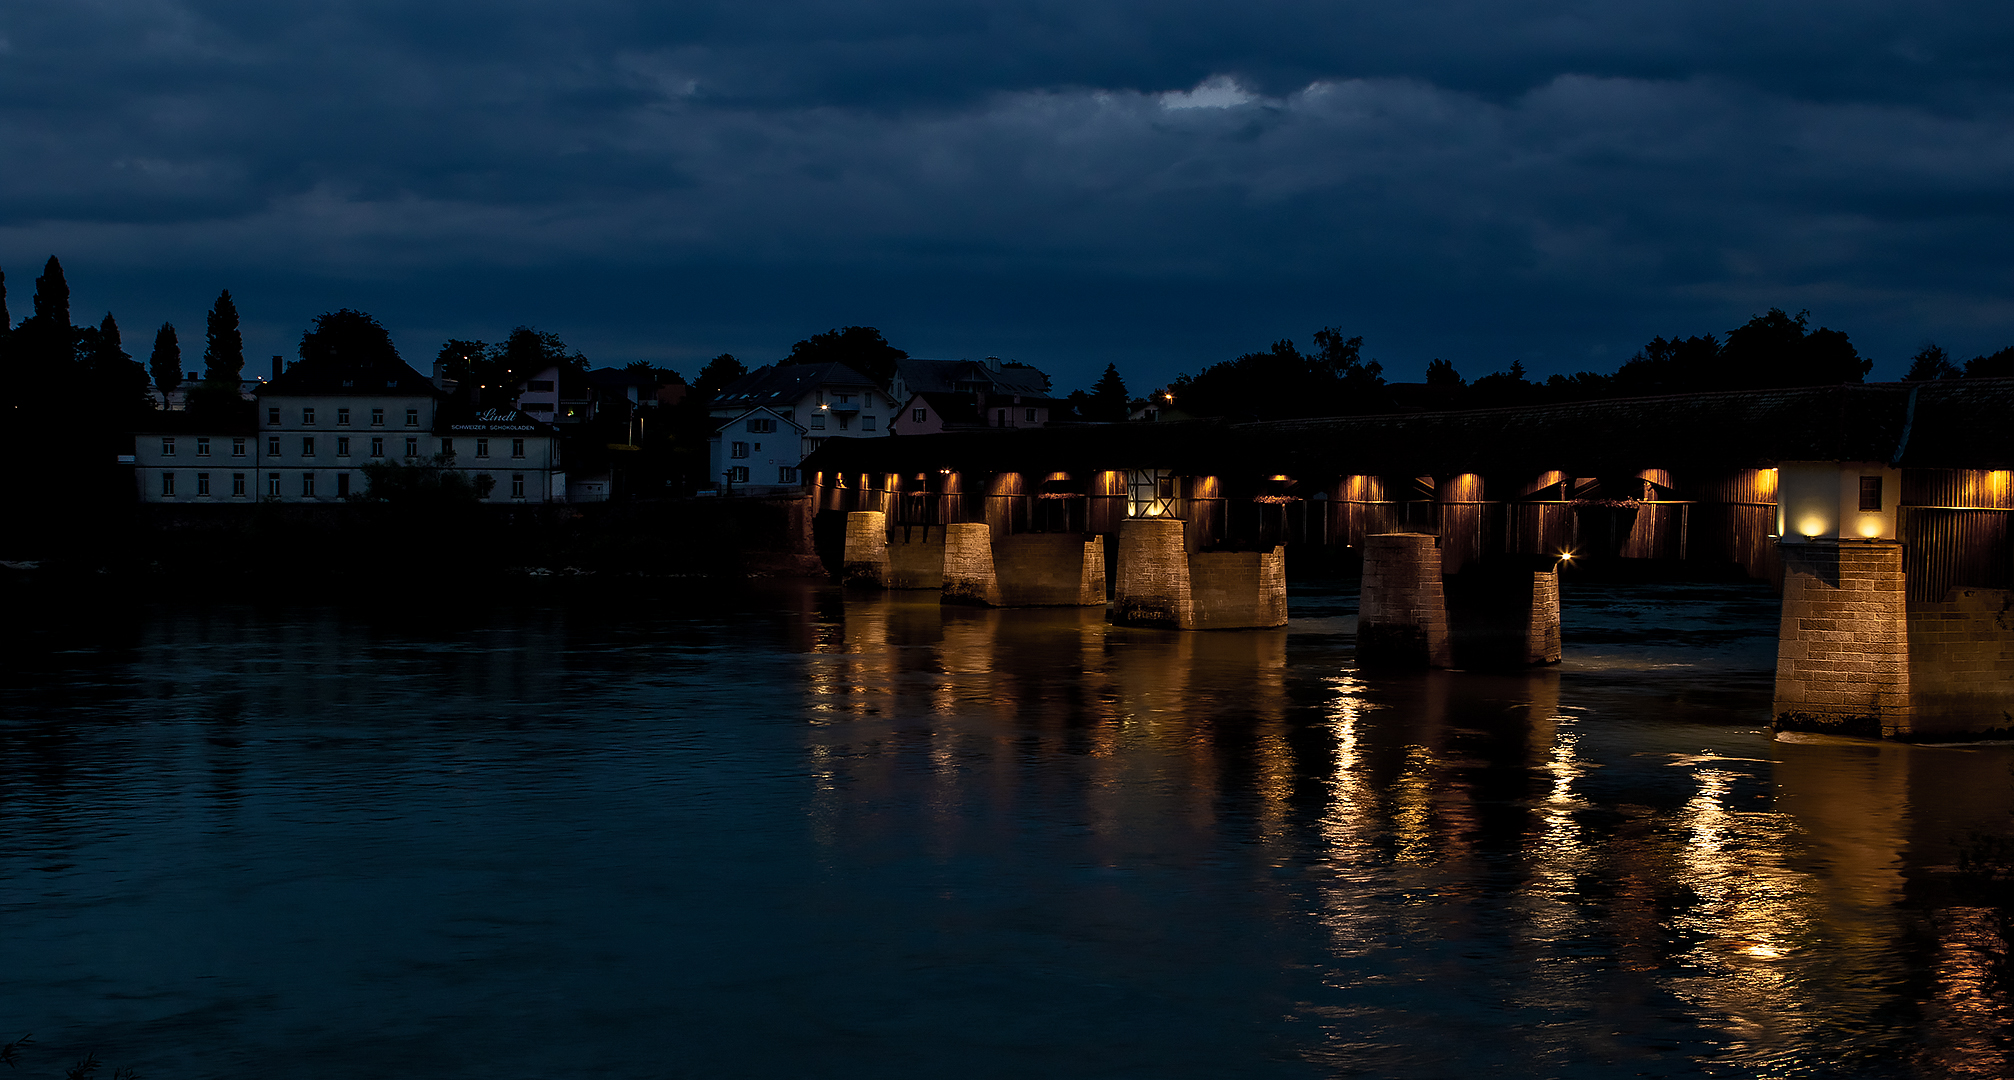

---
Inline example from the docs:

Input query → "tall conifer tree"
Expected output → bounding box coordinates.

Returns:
[150,323,183,396]
[203,289,244,384]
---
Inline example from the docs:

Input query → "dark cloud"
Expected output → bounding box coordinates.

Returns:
[4,0,2013,389]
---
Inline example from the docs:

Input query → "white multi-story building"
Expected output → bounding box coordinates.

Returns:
[704,362,889,491]
[134,352,565,504]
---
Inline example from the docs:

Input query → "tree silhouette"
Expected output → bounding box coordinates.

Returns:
[1964,346,2014,379]
[203,290,244,384]
[785,326,906,388]
[81,313,150,413]
[1088,363,1130,421]
[1167,328,1384,420]
[1906,344,1960,380]
[1424,358,1464,387]
[149,323,182,397]
[299,309,404,370]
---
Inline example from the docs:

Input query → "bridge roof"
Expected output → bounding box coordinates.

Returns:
[805,379,2014,478]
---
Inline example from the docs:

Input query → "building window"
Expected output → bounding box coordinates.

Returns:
[197,437,211,456]
[836,394,852,404]
[477,473,493,498]
[303,408,315,425]
[440,438,454,456]
[232,438,246,457]
[337,437,350,457]
[337,407,351,426]
[406,408,419,426]
[862,415,876,431]
[997,409,1006,426]
[267,407,279,425]
[232,473,246,497]
[337,472,350,498]
[913,408,926,422]
[749,417,774,433]
[476,438,489,458]
[268,473,281,497]
[511,474,526,499]
[370,437,384,457]
[836,415,850,431]
[162,437,176,456]
[511,438,524,458]
[196,472,210,496]
[809,415,825,430]
[268,436,281,456]
[161,472,175,496]
[302,472,315,497]
[1026,408,1036,422]
[778,466,797,484]
[371,408,384,426]
[302,437,315,456]
[1859,476,1884,512]
[730,466,749,483]
[405,437,418,458]
[731,442,749,459]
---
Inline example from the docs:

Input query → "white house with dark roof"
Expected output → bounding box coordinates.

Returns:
[706,362,892,489]
[706,406,808,495]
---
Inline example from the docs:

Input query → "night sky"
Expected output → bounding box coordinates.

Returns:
[4,0,2010,392]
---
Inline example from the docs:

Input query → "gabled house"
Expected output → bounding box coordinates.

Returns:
[706,406,808,495]
[886,357,1061,435]
[706,363,891,488]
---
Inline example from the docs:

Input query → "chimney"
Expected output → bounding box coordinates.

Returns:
[271,355,284,380]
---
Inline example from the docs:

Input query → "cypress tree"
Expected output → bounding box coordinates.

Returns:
[150,323,183,397]
[32,255,69,328]
[84,312,151,413]
[203,289,244,384]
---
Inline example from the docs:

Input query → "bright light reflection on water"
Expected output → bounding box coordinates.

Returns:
[1,578,2011,1078]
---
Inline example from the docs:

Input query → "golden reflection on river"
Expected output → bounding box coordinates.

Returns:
[790,590,2014,1077]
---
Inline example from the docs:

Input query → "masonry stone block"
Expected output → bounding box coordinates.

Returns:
[1773,540,1910,737]
[1112,517,1192,627]
[993,533,1108,606]
[1359,533,1453,668]
[841,510,889,587]
[886,525,947,590]
[941,522,1002,606]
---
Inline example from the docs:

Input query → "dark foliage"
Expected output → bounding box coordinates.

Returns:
[1964,346,2014,379]
[1086,363,1130,421]
[299,309,404,369]
[1906,343,1961,381]
[785,326,906,388]
[147,324,181,396]
[359,453,494,504]
[1168,327,1384,420]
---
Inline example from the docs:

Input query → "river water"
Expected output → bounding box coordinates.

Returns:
[3,579,2011,1078]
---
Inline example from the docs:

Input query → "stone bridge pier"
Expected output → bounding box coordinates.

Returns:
[1109,517,1288,630]
[1357,532,1561,669]
[841,512,1106,607]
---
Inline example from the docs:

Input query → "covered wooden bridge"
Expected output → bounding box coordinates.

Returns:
[804,379,2014,738]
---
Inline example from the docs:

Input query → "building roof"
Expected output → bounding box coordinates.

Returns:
[709,404,807,436]
[263,352,438,397]
[806,380,2014,478]
[712,362,881,411]
[893,358,1051,398]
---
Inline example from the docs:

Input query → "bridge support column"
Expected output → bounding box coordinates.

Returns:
[1112,518,1192,627]
[992,534,1108,606]
[1359,533,1452,668]
[886,525,947,590]
[841,511,889,586]
[1446,558,1562,668]
[941,522,1002,605]
[1774,540,1910,737]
